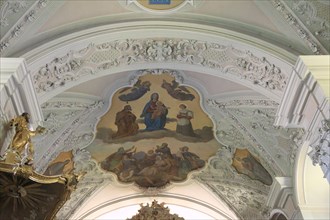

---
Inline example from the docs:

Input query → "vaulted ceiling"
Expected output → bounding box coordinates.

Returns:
[1,0,329,219]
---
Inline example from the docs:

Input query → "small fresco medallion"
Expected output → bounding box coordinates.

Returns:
[43,151,74,176]
[87,72,219,188]
[232,148,273,185]
[135,0,188,11]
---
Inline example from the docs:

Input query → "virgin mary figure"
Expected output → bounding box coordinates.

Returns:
[140,93,168,131]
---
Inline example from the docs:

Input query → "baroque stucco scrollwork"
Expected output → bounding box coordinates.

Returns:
[201,97,306,219]
[229,108,303,168]
[309,119,330,180]
[286,0,330,51]
[33,96,105,173]
[0,0,47,53]
[0,0,29,27]
[192,98,281,219]
[207,98,305,176]
[197,149,270,220]
[56,149,114,219]
[32,38,288,100]
[196,149,270,220]
[271,0,328,54]
[207,99,281,176]
[130,69,185,85]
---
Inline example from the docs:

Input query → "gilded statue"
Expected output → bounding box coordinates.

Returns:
[7,112,45,164]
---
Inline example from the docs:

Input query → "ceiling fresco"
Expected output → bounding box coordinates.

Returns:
[87,73,218,188]
[2,0,326,218]
[0,60,306,220]
[24,68,305,219]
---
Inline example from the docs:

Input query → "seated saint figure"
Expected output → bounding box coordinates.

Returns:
[140,93,168,131]
[113,105,139,138]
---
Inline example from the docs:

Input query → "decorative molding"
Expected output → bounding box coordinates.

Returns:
[207,99,283,176]
[125,0,195,14]
[208,96,305,176]
[197,179,270,220]
[31,74,287,219]
[275,56,329,180]
[212,98,279,108]
[231,108,303,167]
[205,147,270,191]
[0,0,29,27]
[267,177,302,219]
[33,109,82,170]
[214,182,270,220]
[308,119,330,182]
[41,99,96,110]
[0,0,47,54]
[287,0,330,52]
[130,69,185,85]
[267,177,293,210]
[0,58,43,133]
[31,39,288,100]
[0,114,12,157]
[194,117,275,219]
[216,122,251,150]
[56,149,114,219]
[127,200,184,220]
[271,0,328,54]
[33,97,105,173]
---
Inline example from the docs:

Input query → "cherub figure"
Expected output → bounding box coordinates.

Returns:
[8,112,45,164]
[151,101,169,120]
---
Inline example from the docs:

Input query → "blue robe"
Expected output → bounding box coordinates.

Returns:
[141,100,168,131]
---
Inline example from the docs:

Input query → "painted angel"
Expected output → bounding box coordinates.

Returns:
[118,80,151,102]
[161,79,195,101]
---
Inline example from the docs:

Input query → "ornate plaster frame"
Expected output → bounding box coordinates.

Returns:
[20,21,296,106]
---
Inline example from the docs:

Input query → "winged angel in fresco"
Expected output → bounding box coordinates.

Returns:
[118,80,151,102]
[161,80,195,101]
